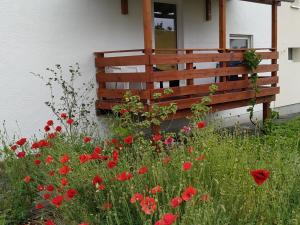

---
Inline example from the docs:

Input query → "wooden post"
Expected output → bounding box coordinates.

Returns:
[121,0,129,15]
[263,102,271,122]
[219,0,227,82]
[186,50,194,86]
[95,53,106,116]
[206,0,212,21]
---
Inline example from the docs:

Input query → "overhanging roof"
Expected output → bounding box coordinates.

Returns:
[241,0,295,5]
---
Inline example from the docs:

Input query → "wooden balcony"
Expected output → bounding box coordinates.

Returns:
[94,48,279,119]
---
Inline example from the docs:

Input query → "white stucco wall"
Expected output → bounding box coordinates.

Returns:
[277,2,300,108]
[0,0,280,138]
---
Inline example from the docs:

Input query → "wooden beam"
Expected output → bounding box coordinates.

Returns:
[219,0,226,50]
[206,0,212,21]
[241,0,281,5]
[143,0,153,55]
[271,2,278,85]
[121,0,129,15]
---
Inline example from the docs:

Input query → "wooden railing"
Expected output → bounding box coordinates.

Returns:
[94,48,279,119]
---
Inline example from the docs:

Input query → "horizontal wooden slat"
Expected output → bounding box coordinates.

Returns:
[98,89,150,100]
[95,49,145,55]
[95,55,149,67]
[151,64,278,82]
[96,72,149,82]
[168,95,276,120]
[150,52,278,65]
[152,76,279,99]
[154,87,280,110]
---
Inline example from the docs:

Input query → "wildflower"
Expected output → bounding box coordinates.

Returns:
[49,171,55,177]
[44,125,51,132]
[117,171,132,181]
[17,151,26,158]
[140,197,157,215]
[10,145,18,151]
[164,137,174,145]
[130,193,144,204]
[97,184,106,190]
[35,203,44,210]
[43,193,51,200]
[48,133,56,139]
[34,159,41,166]
[107,161,117,169]
[119,108,128,116]
[66,188,77,199]
[93,146,102,154]
[37,184,44,192]
[181,126,191,133]
[51,195,63,207]
[55,126,62,132]
[138,166,148,175]
[46,155,54,164]
[58,165,71,175]
[60,113,68,119]
[124,135,133,144]
[197,121,206,128]
[182,162,192,171]
[47,120,54,126]
[201,194,210,202]
[61,177,68,186]
[155,213,177,225]
[16,138,27,146]
[170,197,182,208]
[46,184,55,192]
[45,219,56,225]
[111,138,118,145]
[79,154,91,164]
[152,134,162,142]
[250,169,270,186]
[24,176,31,183]
[92,175,103,186]
[182,186,197,201]
[83,136,92,143]
[112,150,119,161]
[79,223,89,225]
[196,154,205,161]
[151,185,162,194]
[60,154,70,164]
[66,118,74,125]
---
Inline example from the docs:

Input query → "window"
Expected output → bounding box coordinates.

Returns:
[288,48,300,62]
[230,34,253,49]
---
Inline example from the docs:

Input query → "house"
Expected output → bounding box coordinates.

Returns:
[0,0,298,136]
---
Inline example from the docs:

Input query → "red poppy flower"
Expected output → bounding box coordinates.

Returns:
[79,154,91,164]
[119,108,128,116]
[47,120,54,126]
[55,126,62,132]
[124,135,133,144]
[170,197,182,208]
[79,223,89,225]
[43,193,51,200]
[35,139,50,148]
[35,203,44,210]
[45,220,56,225]
[16,138,27,146]
[197,121,206,128]
[10,145,18,151]
[83,136,92,143]
[60,177,68,186]
[107,161,117,169]
[196,154,205,161]
[92,175,103,186]
[138,166,148,175]
[93,146,102,154]
[66,188,77,199]
[49,171,55,177]
[46,155,54,164]
[60,154,70,164]
[111,138,119,145]
[181,125,191,134]
[182,162,192,171]
[58,165,71,175]
[24,176,31,183]
[48,133,56,139]
[17,151,26,158]
[151,185,162,194]
[34,159,41,165]
[102,202,112,210]
[112,150,119,161]
[152,134,162,142]
[44,125,51,132]
[250,169,270,186]
[182,186,197,201]
[46,184,55,192]
[140,197,157,215]
[164,137,174,145]
[130,193,144,204]
[117,171,132,181]
[66,118,74,125]
[155,213,177,225]
[201,194,210,202]
[37,184,44,192]
[51,195,63,207]
[60,113,68,119]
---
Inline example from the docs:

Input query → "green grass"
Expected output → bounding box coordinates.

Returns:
[1,117,300,225]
